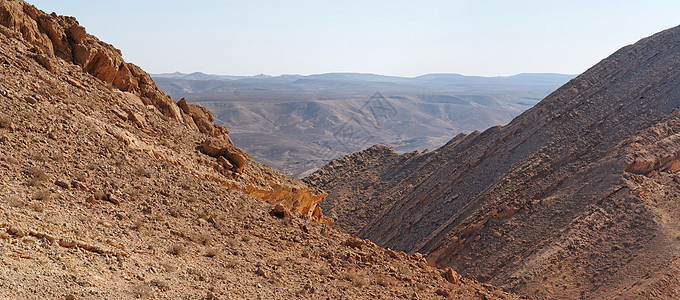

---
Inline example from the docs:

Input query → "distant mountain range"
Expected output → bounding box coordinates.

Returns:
[151,72,575,177]
[153,71,574,85]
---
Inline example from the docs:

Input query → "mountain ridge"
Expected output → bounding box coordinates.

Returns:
[152,71,575,85]
[306,24,680,299]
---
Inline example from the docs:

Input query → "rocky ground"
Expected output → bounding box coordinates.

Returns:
[0,0,519,299]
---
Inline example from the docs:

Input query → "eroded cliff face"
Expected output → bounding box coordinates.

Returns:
[0,0,329,223]
[309,25,680,298]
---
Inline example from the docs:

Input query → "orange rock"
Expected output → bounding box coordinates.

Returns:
[441,268,461,284]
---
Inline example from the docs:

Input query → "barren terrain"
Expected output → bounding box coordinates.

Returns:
[0,0,517,299]
[154,72,572,177]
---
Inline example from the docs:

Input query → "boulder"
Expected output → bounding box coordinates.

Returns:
[177,98,227,135]
[269,203,292,219]
[223,146,248,171]
[201,136,233,157]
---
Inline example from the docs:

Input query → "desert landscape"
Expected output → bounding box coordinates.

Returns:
[0,0,516,298]
[2,0,680,299]
[152,72,572,177]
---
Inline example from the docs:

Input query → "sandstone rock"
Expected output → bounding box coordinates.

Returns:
[223,146,248,171]
[66,24,86,44]
[54,179,70,189]
[384,248,401,260]
[255,267,268,278]
[201,136,233,157]
[441,268,461,284]
[218,156,233,170]
[201,135,248,172]
[126,111,148,129]
[178,97,224,135]
[0,0,187,124]
[32,53,53,72]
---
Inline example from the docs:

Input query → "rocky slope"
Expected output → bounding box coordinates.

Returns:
[0,0,517,298]
[306,25,680,299]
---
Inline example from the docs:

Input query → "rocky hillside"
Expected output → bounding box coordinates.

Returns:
[0,0,517,298]
[306,25,680,299]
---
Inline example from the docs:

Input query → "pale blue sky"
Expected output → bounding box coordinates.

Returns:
[28,1,680,77]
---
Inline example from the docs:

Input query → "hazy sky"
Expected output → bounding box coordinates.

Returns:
[28,1,680,77]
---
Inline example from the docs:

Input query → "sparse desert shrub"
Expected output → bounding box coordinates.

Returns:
[224,258,239,269]
[6,195,25,208]
[5,157,19,165]
[170,244,185,256]
[34,190,52,201]
[204,248,218,258]
[75,172,86,182]
[51,151,64,162]
[374,274,396,287]
[194,233,213,246]
[179,181,193,190]
[225,237,238,248]
[132,218,144,230]
[28,201,44,212]
[133,283,153,298]
[136,167,152,178]
[29,151,47,162]
[168,208,180,218]
[150,279,170,292]
[0,114,12,129]
[77,215,88,223]
[343,270,368,287]
[26,166,49,186]
[160,262,178,272]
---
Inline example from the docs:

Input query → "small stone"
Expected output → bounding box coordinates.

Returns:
[256,267,268,278]
[385,248,401,260]
[106,193,120,205]
[441,267,461,284]
[435,288,450,297]
[270,203,292,219]
[218,156,234,170]
[55,179,70,189]
[343,237,364,249]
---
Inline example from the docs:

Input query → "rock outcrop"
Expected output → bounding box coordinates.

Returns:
[0,0,183,122]
[308,25,680,299]
[0,0,331,222]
